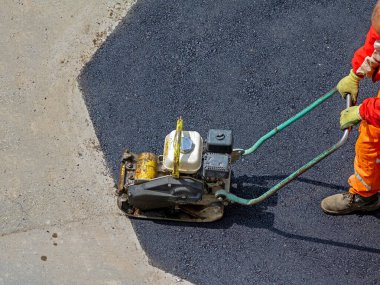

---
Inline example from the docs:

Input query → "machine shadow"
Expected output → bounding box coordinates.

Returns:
[154,173,380,255]
[155,172,347,228]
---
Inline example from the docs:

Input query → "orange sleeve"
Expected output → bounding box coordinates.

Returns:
[352,26,380,74]
[359,97,380,127]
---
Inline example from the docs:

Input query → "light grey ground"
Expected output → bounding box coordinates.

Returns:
[0,1,191,284]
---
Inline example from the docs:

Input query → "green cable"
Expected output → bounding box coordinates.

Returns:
[217,140,343,205]
[243,88,337,156]
[218,88,348,206]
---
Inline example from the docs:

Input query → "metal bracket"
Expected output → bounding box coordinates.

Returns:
[231,149,245,163]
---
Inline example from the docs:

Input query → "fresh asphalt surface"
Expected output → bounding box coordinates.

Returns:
[80,1,380,284]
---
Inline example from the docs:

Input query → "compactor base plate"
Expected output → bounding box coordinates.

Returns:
[117,193,224,222]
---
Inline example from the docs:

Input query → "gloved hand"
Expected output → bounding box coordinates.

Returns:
[337,69,362,104]
[340,105,362,130]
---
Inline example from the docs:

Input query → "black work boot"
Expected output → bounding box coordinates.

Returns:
[321,192,380,215]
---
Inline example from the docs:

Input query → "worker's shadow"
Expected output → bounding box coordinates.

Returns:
[211,172,350,228]
[228,174,380,254]
[156,173,380,255]
[156,172,349,230]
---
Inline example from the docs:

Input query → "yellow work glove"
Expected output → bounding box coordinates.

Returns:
[337,69,362,104]
[340,105,362,130]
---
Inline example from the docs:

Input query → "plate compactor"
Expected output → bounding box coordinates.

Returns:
[116,89,352,222]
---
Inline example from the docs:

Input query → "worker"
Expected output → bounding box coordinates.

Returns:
[321,2,380,214]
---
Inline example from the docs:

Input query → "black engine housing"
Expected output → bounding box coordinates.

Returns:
[128,176,203,210]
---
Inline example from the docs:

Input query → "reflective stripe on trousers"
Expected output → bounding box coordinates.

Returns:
[354,170,372,191]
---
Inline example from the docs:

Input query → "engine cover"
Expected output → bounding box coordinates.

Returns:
[162,130,203,174]
[203,153,231,179]
[128,176,203,211]
[206,129,233,154]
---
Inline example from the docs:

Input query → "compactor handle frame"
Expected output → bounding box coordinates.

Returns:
[216,89,352,206]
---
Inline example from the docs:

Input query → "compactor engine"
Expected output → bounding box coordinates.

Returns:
[116,118,233,222]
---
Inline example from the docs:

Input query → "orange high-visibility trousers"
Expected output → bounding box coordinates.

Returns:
[348,90,380,197]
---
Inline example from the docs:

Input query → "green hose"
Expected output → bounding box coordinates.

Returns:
[217,142,343,206]
[243,88,337,156]
[217,88,352,206]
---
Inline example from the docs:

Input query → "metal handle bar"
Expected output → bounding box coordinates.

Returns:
[216,90,352,206]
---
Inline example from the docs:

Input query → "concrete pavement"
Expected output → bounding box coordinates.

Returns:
[0,1,191,284]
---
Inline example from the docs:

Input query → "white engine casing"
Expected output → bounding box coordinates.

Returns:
[162,130,203,174]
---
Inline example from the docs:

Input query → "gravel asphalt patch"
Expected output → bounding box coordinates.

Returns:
[80,1,380,284]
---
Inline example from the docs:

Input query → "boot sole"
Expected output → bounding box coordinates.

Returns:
[322,201,380,215]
